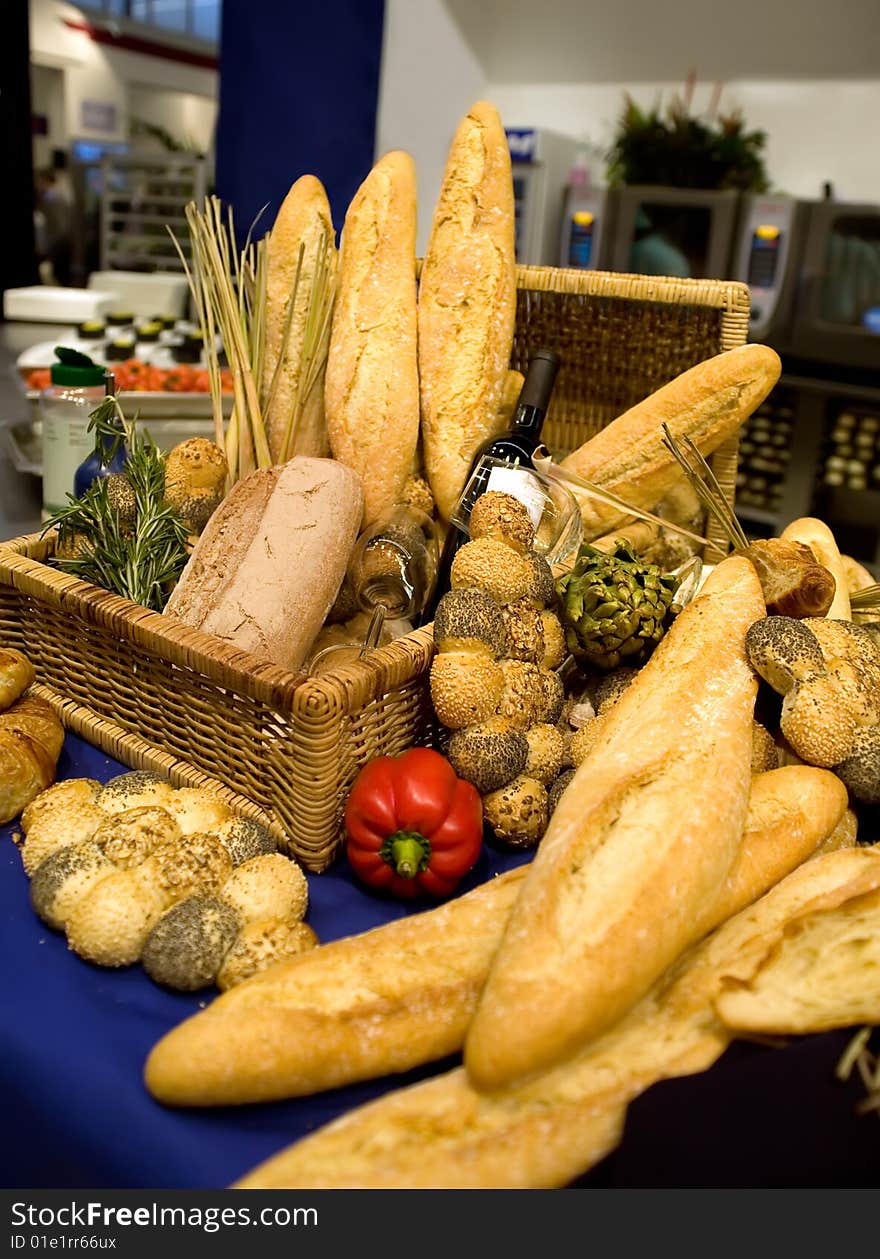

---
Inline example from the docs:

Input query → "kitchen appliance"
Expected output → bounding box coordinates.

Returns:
[559,183,612,270]
[787,199,880,371]
[732,194,808,345]
[606,186,740,280]
[505,128,580,265]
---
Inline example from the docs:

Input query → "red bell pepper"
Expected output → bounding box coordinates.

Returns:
[345,747,483,900]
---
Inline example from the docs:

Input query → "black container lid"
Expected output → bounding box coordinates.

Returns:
[77,320,106,339]
[172,341,202,364]
[106,311,134,326]
[104,338,137,362]
[135,320,162,342]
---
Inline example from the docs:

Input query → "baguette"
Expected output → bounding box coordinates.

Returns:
[235,845,880,1188]
[263,176,337,461]
[164,457,363,674]
[465,554,766,1091]
[325,151,419,526]
[418,101,517,521]
[780,517,851,618]
[145,868,527,1106]
[715,887,880,1034]
[145,764,845,1109]
[561,345,781,539]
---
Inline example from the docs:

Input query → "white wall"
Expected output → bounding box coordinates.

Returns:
[487,79,880,203]
[376,0,487,254]
[128,85,217,155]
[29,0,218,149]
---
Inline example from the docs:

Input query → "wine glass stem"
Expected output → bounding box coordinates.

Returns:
[359,605,387,657]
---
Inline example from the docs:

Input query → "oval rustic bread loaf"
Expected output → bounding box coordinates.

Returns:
[324,150,419,527]
[562,344,781,539]
[263,175,337,462]
[418,101,517,522]
[164,457,363,674]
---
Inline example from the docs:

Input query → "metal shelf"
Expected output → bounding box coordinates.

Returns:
[100,154,206,274]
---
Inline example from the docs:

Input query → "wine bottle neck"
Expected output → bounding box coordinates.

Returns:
[510,402,546,439]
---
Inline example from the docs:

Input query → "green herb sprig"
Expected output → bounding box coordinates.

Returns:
[44,397,190,612]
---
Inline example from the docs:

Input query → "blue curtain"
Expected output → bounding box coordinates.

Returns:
[216,0,385,237]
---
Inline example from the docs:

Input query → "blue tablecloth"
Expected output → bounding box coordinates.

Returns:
[0,734,529,1190]
[2,736,876,1189]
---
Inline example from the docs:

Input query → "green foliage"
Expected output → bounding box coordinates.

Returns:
[606,94,770,192]
[45,397,190,612]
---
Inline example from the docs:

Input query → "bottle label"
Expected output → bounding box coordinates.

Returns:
[42,409,95,515]
[485,465,546,530]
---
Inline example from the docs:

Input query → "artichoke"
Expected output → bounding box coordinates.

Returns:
[556,542,680,671]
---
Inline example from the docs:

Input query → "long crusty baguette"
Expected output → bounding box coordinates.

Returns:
[561,345,781,540]
[235,845,880,1188]
[263,176,337,462]
[465,555,766,1091]
[715,886,880,1035]
[418,101,517,522]
[324,151,419,527]
[780,517,851,619]
[145,868,527,1106]
[164,457,363,674]
[145,764,845,1108]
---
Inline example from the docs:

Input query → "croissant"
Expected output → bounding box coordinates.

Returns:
[0,647,35,712]
[0,694,65,825]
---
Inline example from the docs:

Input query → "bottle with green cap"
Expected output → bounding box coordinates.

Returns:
[39,347,111,520]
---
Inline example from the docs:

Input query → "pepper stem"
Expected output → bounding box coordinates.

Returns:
[380,831,431,880]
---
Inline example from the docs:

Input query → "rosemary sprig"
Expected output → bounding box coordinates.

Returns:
[44,398,189,612]
[661,425,750,551]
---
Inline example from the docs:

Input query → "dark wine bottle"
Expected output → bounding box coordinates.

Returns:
[419,348,560,625]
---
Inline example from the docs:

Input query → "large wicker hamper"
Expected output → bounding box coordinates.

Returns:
[0,266,750,871]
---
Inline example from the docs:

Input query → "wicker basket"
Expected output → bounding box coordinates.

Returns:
[0,266,750,871]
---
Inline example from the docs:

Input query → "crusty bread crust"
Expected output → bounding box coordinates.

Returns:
[780,517,851,619]
[324,151,419,526]
[561,344,781,539]
[145,763,845,1110]
[233,845,880,1188]
[263,175,337,461]
[464,555,766,1091]
[164,457,363,674]
[145,867,527,1106]
[418,101,517,522]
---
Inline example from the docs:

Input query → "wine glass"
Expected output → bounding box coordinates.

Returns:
[308,505,442,676]
[451,454,583,567]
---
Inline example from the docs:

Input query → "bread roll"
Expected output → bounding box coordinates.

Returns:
[418,101,517,521]
[0,695,65,826]
[164,457,363,674]
[263,176,337,462]
[0,646,35,712]
[146,762,844,1109]
[780,517,851,618]
[562,345,781,539]
[464,555,766,1091]
[324,151,419,526]
[234,845,880,1188]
